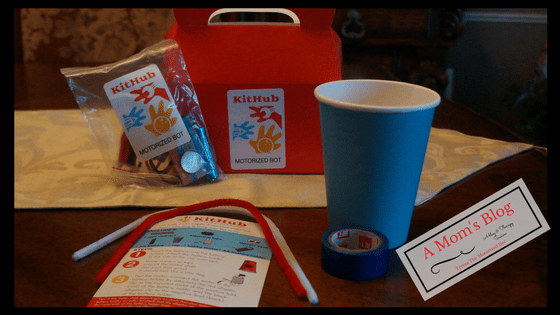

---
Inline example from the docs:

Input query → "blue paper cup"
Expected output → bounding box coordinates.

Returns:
[315,80,440,249]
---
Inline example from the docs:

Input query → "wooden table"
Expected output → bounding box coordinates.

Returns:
[14,63,547,307]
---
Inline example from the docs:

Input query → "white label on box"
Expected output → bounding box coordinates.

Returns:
[396,178,549,301]
[227,89,286,170]
[104,64,190,162]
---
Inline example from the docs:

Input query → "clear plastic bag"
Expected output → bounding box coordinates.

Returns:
[61,39,225,187]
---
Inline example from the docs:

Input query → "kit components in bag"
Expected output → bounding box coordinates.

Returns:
[61,39,224,186]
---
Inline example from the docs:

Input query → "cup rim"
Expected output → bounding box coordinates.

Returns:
[314,79,441,113]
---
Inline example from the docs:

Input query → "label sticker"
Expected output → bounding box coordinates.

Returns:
[396,178,549,301]
[227,89,285,170]
[329,229,382,251]
[104,64,190,162]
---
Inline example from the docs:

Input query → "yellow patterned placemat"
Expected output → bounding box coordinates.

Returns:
[14,110,533,209]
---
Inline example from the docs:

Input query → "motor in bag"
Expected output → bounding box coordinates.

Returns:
[61,39,224,186]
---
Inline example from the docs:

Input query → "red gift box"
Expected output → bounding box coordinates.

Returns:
[166,8,342,173]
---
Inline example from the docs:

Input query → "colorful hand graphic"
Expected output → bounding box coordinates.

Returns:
[130,83,170,104]
[249,125,282,154]
[232,121,255,140]
[144,101,177,137]
[122,106,146,131]
[249,106,283,128]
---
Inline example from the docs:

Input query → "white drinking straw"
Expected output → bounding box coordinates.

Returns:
[72,210,167,261]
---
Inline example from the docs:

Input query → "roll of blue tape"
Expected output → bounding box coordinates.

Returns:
[321,226,389,281]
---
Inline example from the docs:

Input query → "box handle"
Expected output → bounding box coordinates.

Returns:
[174,8,335,29]
[209,8,300,25]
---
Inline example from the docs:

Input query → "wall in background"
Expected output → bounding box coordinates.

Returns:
[17,8,175,65]
[447,8,547,145]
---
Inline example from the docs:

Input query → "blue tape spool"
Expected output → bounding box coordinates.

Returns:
[321,226,389,281]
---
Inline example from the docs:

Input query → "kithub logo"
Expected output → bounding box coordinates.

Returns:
[144,101,177,137]
[109,70,171,104]
[114,73,174,135]
[231,105,283,154]
[120,89,175,135]
[110,71,156,95]
[249,106,283,128]
[105,64,190,163]
[249,125,282,154]
[232,94,279,104]
[228,88,285,170]
[130,82,171,104]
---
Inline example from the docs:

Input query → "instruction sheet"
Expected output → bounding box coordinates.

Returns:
[88,215,272,307]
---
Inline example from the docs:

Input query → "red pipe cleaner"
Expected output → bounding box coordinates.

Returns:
[94,199,307,298]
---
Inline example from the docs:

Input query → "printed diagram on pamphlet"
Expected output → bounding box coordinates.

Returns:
[88,215,272,307]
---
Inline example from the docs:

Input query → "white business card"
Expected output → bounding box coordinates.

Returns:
[396,178,549,301]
